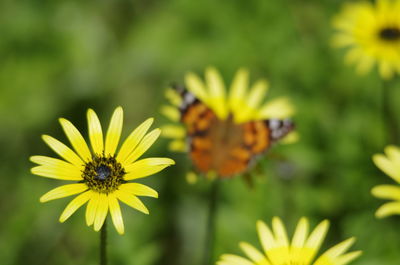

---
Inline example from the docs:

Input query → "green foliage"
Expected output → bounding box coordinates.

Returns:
[1,0,400,264]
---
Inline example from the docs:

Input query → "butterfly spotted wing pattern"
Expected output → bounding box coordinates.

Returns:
[179,89,294,178]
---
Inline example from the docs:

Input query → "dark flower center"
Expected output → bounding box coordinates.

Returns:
[82,155,126,193]
[379,27,400,41]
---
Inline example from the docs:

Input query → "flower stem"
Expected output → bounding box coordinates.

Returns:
[382,79,398,144]
[203,179,220,265]
[100,219,107,265]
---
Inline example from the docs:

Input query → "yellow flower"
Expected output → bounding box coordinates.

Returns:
[332,0,400,79]
[161,67,296,180]
[371,145,400,218]
[30,107,174,235]
[217,217,361,265]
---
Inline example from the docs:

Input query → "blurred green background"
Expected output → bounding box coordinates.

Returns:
[1,0,400,264]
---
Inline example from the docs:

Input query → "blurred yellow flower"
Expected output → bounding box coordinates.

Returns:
[332,0,400,79]
[161,67,295,179]
[217,217,361,265]
[371,145,400,218]
[30,107,174,235]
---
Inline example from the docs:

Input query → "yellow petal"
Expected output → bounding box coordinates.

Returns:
[371,185,400,200]
[257,97,295,119]
[59,191,92,223]
[373,154,400,183]
[59,118,92,162]
[168,139,187,152]
[239,242,267,263]
[124,157,175,180]
[116,190,149,214]
[336,251,362,265]
[94,193,109,231]
[87,109,104,155]
[121,129,161,166]
[160,125,186,139]
[86,192,100,226]
[218,254,254,265]
[247,80,268,110]
[291,217,309,248]
[31,164,82,181]
[105,107,123,156]
[229,68,249,113]
[185,72,208,102]
[108,193,124,235]
[385,145,400,164]
[119,183,158,198]
[206,67,228,119]
[165,88,182,106]
[257,220,276,251]
[42,135,84,167]
[272,217,289,247]
[375,201,400,218]
[318,237,356,260]
[116,118,154,164]
[160,105,181,122]
[40,183,87,202]
[305,220,329,251]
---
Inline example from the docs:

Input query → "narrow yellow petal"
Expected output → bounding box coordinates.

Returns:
[160,105,180,122]
[229,68,249,112]
[87,109,104,155]
[336,251,362,265]
[105,107,123,156]
[42,135,84,167]
[124,157,175,180]
[185,72,208,102]
[116,190,149,214]
[169,140,187,152]
[257,220,277,251]
[59,191,92,223]
[109,193,124,235]
[291,217,309,248]
[239,242,267,263]
[206,67,228,119]
[385,145,400,164]
[257,98,295,119]
[160,125,186,139]
[319,237,356,259]
[272,217,289,247]
[119,183,158,198]
[40,183,87,202]
[121,129,161,166]
[94,193,109,231]
[375,201,400,218]
[31,165,82,181]
[86,192,100,226]
[59,118,92,161]
[373,154,400,183]
[218,254,254,265]
[116,118,154,164]
[165,88,182,106]
[371,185,400,200]
[246,80,268,109]
[305,220,329,250]
[30,155,82,170]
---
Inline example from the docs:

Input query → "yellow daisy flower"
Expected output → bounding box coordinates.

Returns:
[30,107,175,235]
[161,67,296,180]
[332,0,400,79]
[371,145,400,218]
[217,217,361,265]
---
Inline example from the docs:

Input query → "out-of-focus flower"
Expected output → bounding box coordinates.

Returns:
[161,67,295,180]
[217,217,361,265]
[332,0,400,79]
[30,107,174,234]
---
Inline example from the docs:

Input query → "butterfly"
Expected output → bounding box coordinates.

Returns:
[177,88,294,178]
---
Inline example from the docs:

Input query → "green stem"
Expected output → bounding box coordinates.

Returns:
[203,179,220,265]
[382,79,398,144]
[100,219,107,265]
